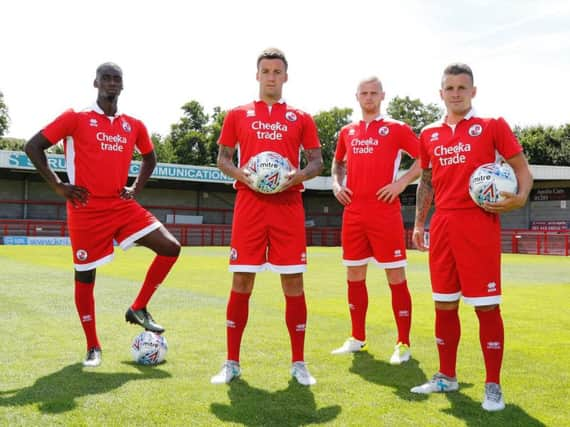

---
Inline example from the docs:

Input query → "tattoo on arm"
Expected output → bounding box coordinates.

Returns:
[331,159,346,186]
[415,169,434,226]
[216,145,238,177]
[301,148,324,180]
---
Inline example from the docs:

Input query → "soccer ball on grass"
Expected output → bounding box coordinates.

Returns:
[131,331,168,365]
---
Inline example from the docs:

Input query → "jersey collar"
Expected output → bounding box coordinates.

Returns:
[441,107,477,126]
[255,98,286,105]
[87,102,122,117]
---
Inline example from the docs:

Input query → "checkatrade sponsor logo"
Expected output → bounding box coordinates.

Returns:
[251,121,288,140]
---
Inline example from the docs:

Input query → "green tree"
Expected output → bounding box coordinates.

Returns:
[151,133,177,164]
[387,96,443,135]
[313,107,353,175]
[164,100,210,165]
[206,107,227,165]
[515,124,570,166]
[0,91,9,137]
[0,137,25,150]
[387,96,443,168]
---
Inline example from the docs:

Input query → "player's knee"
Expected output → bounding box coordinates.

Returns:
[75,269,95,284]
[166,239,181,257]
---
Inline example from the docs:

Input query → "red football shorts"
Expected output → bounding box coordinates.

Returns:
[229,190,307,273]
[341,201,407,269]
[428,207,502,306]
[67,197,161,271]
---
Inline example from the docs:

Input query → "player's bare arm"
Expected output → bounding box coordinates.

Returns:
[121,150,157,199]
[483,153,534,214]
[216,144,256,190]
[24,132,89,207]
[331,158,353,206]
[279,148,323,192]
[377,159,421,203]
[412,168,434,251]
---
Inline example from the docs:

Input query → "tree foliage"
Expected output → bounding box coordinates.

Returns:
[386,96,443,169]
[162,101,212,166]
[313,107,353,175]
[0,91,9,137]
[0,137,25,150]
[515,124,570,166]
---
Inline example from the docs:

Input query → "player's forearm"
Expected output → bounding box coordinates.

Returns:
[414,169,434,228]
[132,151,157,193]
[24,133,62,191]
[509,153,534,206]
[397,160,421,188]
[331,160,346,188]
[299,148,323,181]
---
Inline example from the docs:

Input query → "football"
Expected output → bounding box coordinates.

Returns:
[469,162,518,207]
[131,331,168,365]
[246,151,292,194]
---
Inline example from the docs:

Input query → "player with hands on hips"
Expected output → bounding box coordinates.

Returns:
[25,62,181,368]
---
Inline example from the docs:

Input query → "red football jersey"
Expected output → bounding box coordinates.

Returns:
[217,100,321,192]
[335,116,419,205]
[42,104,154,198]
[419,110,523,209]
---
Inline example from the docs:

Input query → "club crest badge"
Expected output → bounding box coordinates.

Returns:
[285,111,297,122]
[378,126,390,136]
[122,121,132,133]
[76,249,88,261]
[468,124,482,136]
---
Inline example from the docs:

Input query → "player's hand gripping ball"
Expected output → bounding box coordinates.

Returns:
[469,162,518,207]
[246,151,292,194]
[131,331,168,365]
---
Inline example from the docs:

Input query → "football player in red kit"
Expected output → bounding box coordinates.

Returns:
[25,63,180,368]
[212,48,323,386]
[410,63,533,411]
[331,76,420,364]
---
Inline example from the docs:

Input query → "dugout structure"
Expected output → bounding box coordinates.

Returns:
[0,150,569,254]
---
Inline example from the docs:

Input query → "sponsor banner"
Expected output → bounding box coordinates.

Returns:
[0,150,233,184]
[530,220,569,231]
[531,188,570,201]
[3,236,71,245]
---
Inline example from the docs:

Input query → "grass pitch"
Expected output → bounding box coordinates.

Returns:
[0,246,568,426]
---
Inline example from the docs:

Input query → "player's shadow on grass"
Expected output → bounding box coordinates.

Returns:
[0,362,171,414]
[442,385,546,426]
[210,379,341,426]
[349,351,429,401]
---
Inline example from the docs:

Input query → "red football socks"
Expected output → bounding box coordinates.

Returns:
[226,290,251,362]
[347,280,368,341]
[286,293,307,362]
[74,280,100,350]
[389,280,412,345]
[476,306,504,384]
[435,307,461,378]
[131,255,178,310]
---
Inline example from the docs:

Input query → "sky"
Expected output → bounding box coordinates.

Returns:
[2,0,569,139]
